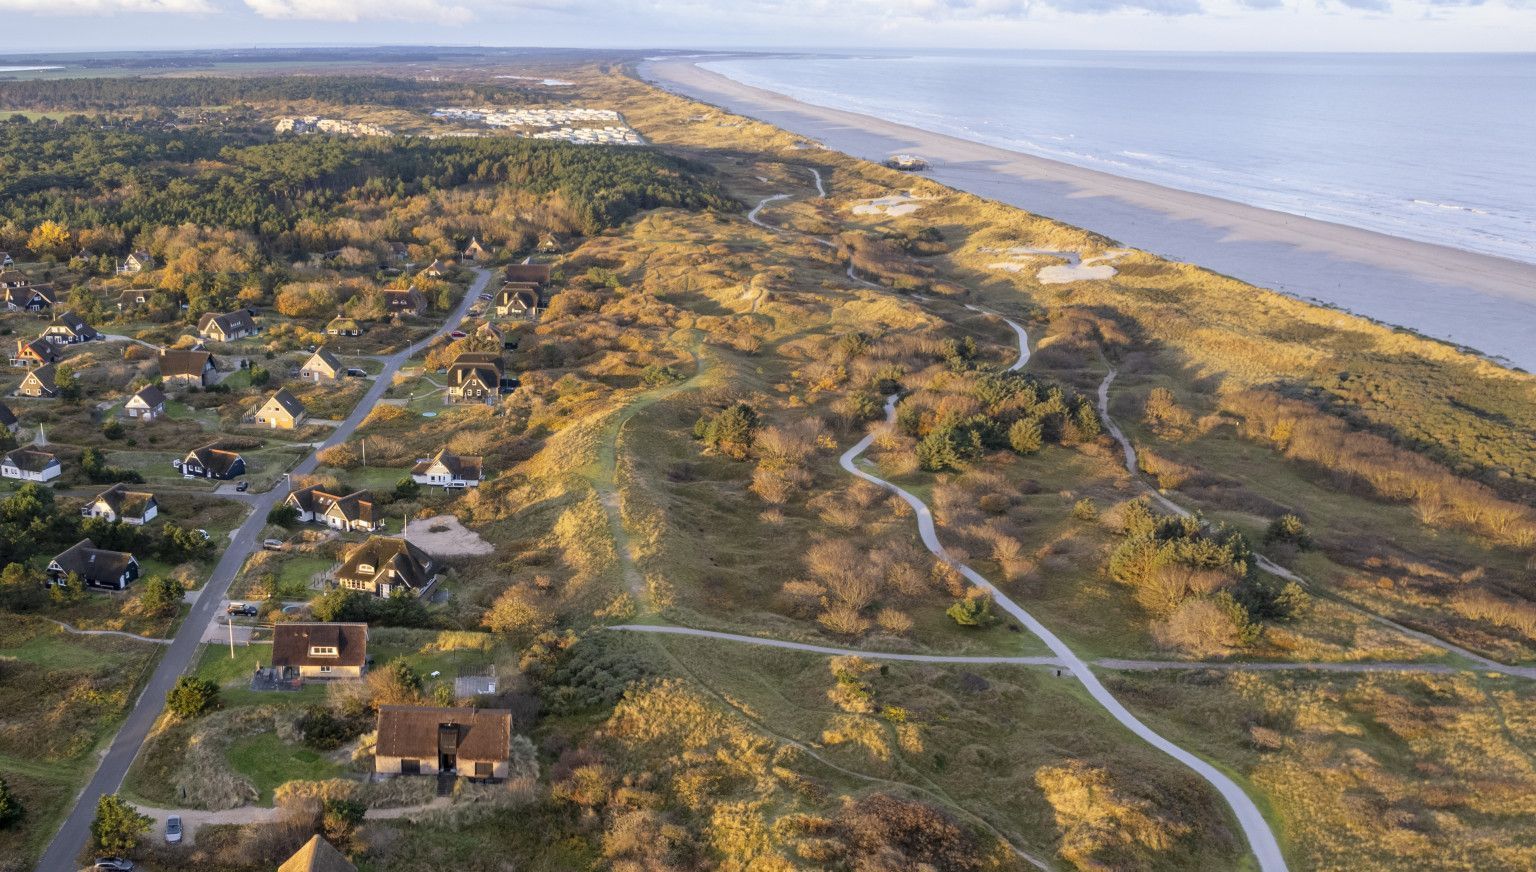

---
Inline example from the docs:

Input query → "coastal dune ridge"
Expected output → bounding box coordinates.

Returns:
[641,56,1536,372]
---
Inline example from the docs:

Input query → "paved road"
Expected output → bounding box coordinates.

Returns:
[840,308,1290,872]
[35,267,492,872]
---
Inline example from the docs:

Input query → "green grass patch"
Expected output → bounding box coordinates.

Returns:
[226,732,343,805]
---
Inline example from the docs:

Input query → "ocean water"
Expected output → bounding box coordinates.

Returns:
[702,52,1536,266]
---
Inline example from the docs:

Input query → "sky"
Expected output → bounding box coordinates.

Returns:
[0,0,1533,54]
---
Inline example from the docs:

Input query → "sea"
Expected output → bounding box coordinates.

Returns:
[701,52,1536,266]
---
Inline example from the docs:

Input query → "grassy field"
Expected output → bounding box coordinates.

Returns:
[0,614,163,869]
[226,732,343,805]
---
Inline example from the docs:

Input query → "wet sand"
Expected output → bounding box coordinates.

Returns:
[641,58,1536,372]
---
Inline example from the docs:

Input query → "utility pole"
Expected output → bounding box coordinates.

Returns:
[228,610,236,659]
[361,437,367,467]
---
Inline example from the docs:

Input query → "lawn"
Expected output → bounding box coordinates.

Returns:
[193,642,326,709]
[226,732,344,804]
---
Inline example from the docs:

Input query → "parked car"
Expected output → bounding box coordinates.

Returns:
[165,815,183,844]
[261,539,285,551]
[477,292,493,301]
[194,528,211,541]
[346,368,367,378]
[93,860,134,872]
[449,330,467,339]
[235,480,249,492]
[227,602,258,617]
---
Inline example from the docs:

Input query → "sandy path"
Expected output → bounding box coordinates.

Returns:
[44,618,171,645]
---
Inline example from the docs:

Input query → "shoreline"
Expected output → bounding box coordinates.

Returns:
[640,57,1536,372]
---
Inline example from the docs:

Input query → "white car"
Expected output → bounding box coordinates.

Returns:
[165,815,183,844]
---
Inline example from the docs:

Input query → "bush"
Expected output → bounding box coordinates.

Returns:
[1264,513,1312,549]
[393,476,420,500]
[0,776,22,829]
[166,675,220,719]
[946,593,995,628]
[101,419,125,440]
[136,574,184,617]
[1008,416,1043,455]
[91,794,150,854]
[297,705,365,751]
[266,504,300,527]
[1072,498,1098,521]
[694,402,758,459]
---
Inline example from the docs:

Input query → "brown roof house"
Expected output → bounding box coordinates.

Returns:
[4,286,51,312]
[325,316,363,337]
[375,705,512,779]
[445,352,503,405]
[279,835,357,872]
[382,287,427,316]
[253,389,306,429]
[494,283,539,319]
[410,449,483,489]
[0,269,31,289]
[41,311,100,345]
[271,622,368,680]
[81,483,158,525]
[47,538,140,590]
[115,288,157,311]
[502,263,551,285]
[197,310,258,342]
[11,337,60,368]
[462,237,490,261]
[178,443,246,479]
[334,537,437,598]
[16,363,57,398]
[2,448,61,482]
[159,349,217,388]
[285,485,382,532]
[422,258,447,278]
[124,385,167,420]
[300,348,343,382]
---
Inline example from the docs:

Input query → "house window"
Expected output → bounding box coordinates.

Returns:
[401,759,420,775]
[357,563,373,573]
[309,646,339,657]
[319,665,332,674]
[475,762,492,778]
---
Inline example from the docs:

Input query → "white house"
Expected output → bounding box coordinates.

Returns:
[410,449,483,489]
[124,385,167,420]
[1,448,61,482]
[81,483,159,525]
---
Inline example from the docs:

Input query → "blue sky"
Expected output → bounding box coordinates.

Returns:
[2,0,1533,53]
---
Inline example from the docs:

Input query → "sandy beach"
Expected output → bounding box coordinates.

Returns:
[641,58,1536,372]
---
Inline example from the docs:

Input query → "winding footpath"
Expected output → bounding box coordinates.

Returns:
[839,308,1289,872]
[37,268,494,872]
[1095,369,1536,683]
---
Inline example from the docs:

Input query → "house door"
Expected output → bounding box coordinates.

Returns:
[439,753,456,772]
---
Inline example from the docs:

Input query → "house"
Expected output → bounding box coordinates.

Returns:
[11,337,60,368]
[502,263,551,285]
[115,288,156,311]
[3,286,50,311]
[475,321,505,345]
[325,316,363,337]
[388,241,411,263]
[278,835,357,872]
[81,483,158,525]
[33,285,61,309]
[334,537,437,598]
[0,270,30,289]
[382,288,427,316]
[462,237,490,261]
[159,349,217,388]
[47,538,140,590]
[423,258,447,278]
[537,232,564,254]
[178,443,246,479]
[118,250,154,275]
[271,623,368,680]
[410,449,483,489]
[124,385,167,419]
[0,401,17,433]
[253,389,306,429]
[494,284,539,319]
[445,352,502,405]
[0,252,10,267]
[16,364,57,398]
[1,448,60,482]
[41,311,100,345]
[197,310,258,342]
[374,705,512,779]
[299,348,343,382]
[285,485,382,532]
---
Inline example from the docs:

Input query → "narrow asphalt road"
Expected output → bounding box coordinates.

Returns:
[840,307,1290,872]
[36,267,492,872]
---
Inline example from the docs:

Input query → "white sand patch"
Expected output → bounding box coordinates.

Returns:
[981,246,1129,284]
[406,514,494,558]
[852,193,925,217]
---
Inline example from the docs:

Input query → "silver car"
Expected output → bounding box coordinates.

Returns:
[165,814,183,844]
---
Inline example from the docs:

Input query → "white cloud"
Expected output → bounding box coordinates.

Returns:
[241,0,483,22]
[0,0,211,12]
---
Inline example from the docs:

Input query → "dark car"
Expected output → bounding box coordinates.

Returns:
[227,602,258,617]
[235,480,249,492]
[93,860,135,872]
